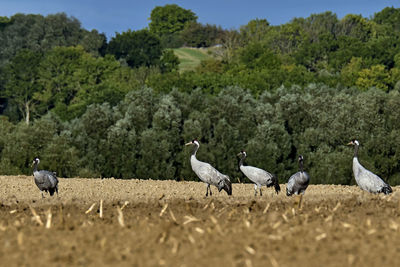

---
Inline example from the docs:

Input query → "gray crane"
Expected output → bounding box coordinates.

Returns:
[31,158,59,198]
[185,139,232,196]
[237,151,280,196]
[286,155,310,196]
[347,139,392,195]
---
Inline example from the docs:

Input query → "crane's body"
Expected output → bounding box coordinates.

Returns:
[186,140,232,196]
[348,140,392,195]
[237,151,280,196]
[32,158,59,198]
[286,155,310,196]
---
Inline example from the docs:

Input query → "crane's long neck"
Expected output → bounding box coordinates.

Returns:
[191,144,199,157]
[299,160,304,172]
[238,155,246,168]
[353,144,359,158]
[33,162,38,173]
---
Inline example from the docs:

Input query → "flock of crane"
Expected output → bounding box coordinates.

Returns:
[31,139,392,198]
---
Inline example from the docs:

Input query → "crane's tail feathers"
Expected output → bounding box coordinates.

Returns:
[274,181,281,194]
[273,176,280,194]
[381,185,392,195]
[218,176,232,196]
[49,188,55,196]
[267,176,281,194]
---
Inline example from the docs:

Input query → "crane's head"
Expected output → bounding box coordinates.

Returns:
[237,150,246,158]
[217,175,232,196]
[298,155,304,172]
[31,157,40,167]
[185,139,200,147]
[347,139,359,146]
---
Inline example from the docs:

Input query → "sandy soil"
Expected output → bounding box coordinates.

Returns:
[0,175,400,267]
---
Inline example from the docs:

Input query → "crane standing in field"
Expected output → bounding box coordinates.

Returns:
[286,155,310,196]
[347,139,392,195]
[237,151,280,196]
[31,157,59,198]
[185,139,232,196]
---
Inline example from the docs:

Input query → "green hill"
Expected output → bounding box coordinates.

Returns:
[173,47,213,72]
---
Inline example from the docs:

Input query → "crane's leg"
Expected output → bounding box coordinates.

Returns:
[259,187,263,196]
[297,194,304,209]
[206,184,212,197]
[41,191,45,198]
[254,184,258,196]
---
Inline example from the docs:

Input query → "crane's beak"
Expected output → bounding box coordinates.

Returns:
[185,142,192,146]
[347,141,353,146]
[237,152,242,157]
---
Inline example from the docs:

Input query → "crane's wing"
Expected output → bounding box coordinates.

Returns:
[355,164,388,192]
[194,162,220,185]
[191,157,232,195]
[286,172,299,195]
[241,165,273,185]
[39,170,58,188]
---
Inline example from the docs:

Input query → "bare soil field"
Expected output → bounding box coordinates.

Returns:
[0,175,400,267]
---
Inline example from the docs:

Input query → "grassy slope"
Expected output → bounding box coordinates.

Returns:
[173,47,213,72]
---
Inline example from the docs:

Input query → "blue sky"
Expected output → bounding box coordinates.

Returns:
[2,0,399,39]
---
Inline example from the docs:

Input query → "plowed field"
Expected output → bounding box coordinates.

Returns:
[0,175,399,267]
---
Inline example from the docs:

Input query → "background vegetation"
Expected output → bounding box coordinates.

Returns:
[1,5,400,185]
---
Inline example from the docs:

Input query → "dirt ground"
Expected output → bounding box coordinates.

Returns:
[0,175,400,267]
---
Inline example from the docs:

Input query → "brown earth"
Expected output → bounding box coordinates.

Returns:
[0,175,400,267]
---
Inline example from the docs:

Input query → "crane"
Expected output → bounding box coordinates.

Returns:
[237,150,280,196]
[31,158,59,198]
[286,155,310,196]
[185,139,232,196]
[348,139,392,194]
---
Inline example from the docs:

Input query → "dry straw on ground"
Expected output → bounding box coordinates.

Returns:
[0,175,399,267]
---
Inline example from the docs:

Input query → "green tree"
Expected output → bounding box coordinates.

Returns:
[102,117,138,178]
[149,4,197,36]
[36,46,134,120]
[180,22,225,47]
[2,49,42,124]
[69,103,119,177]
[36,46,85,119]
[0,113,60,175]
[356,64,390,91]
[0,13,105,67]
[67,54,136,119]
[293,12,338,42]
[239,18,270,44]
[107,29,162,68]
[329,36,365,71]
[236,42,281,70]
[340,57,364,87]
[373,7,400,32]
[159,49,180,73]
[264,22,307,55]
[118,87,158,134]
[336,14,373,42]
[136,95,182,179]
[0,16,11,30]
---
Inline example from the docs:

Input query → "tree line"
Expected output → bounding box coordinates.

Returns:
[1,85,400,185]
[0,5,400,184]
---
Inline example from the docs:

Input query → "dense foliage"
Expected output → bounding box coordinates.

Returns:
[1,6,400,185]
[2,86,400,186]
